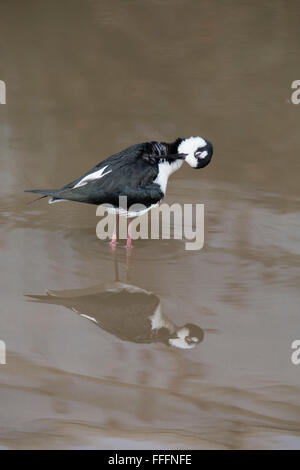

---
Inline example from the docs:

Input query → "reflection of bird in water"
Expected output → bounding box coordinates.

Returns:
[26,282,204,350]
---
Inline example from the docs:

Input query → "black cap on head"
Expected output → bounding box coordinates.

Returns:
[195,140,213,169]
[183,323,204,343]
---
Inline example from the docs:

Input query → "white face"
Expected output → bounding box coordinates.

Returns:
[178,136,208,168]
[168,327,199,349]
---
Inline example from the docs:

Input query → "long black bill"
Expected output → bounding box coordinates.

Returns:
[153,153,187,160]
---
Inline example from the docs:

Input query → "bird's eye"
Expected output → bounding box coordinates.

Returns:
[195,146,207,157]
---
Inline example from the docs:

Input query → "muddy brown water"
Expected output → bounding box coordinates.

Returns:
[0,0,300,450]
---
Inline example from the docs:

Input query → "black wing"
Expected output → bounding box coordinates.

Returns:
[27,286,161,343]
[26,142,164,206]
[61,143,156,189]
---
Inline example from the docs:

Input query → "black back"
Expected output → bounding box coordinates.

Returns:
[54,140,182,206]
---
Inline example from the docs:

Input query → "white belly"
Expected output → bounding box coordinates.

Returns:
[104,202,160,218]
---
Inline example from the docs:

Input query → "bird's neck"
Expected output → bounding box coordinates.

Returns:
[166,138,184,154]
[150,138,183,157]
[154,158,183,194]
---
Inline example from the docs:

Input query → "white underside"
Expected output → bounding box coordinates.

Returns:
[104,202,159,218]
[48,198,67,204]
[48,198,160,215]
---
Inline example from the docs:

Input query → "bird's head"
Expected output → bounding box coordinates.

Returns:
[178,136,213,169]
[168,323,204,349]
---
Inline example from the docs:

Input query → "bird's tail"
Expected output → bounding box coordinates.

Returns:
[25,293,76,312]
[25,293,66,307]
[24,189,60,205]
[25,186,91,204]
[25,189,60,197]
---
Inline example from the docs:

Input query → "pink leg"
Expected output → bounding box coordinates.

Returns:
[109,214,119,249]
[126,218,133,250]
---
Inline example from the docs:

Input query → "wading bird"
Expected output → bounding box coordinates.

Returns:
[26,136,213,248]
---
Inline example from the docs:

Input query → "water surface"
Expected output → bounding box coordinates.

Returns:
[0,0,300,449]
